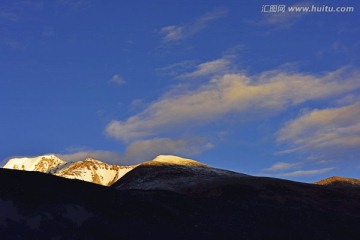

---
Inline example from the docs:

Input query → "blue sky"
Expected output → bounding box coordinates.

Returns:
[1,0,359,182]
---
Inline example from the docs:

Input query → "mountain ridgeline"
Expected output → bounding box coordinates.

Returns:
[3,155,136,186]
[1,154,360,239]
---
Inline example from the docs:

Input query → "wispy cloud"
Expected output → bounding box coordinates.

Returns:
[277,101,360,154]
[56,150,122,164]
[160,8,227,42]
[106,67,360,141]
[110,74,126,86]
[159,54,236,79]
[157,60,196,77]
[56,137,212,165]
[264,162,301,172]
[278,167,335,177]
[179,55,234,79]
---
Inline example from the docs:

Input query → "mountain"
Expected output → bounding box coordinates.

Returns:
[52,158,135,186]
[112,155,249,196]
[3,155,65,172]
[3,155,136,186]
[314,176,360,189]
[1,165,359,240]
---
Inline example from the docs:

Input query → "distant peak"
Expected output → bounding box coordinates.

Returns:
[315,176,360,186]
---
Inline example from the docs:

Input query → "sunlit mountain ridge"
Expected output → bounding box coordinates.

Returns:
[3,155,136,186]
[3,154,359,189]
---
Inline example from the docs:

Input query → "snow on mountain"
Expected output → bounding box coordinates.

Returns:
[3,155,137,186]
[53,158,136,186]
[145,155,209,167]
[4,154,241,188]
[3,155,65,173]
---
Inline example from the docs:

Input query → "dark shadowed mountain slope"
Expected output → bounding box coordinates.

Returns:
[112,155,249,196]
[1,166,360,239]
[0,168,201,240]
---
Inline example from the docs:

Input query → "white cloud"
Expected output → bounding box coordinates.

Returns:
[278,167,335,177]
[110,74,126,86]
[122,137,213,165]
[159,54,236,79]
[160,8,227,42]
[161,25,185,42]
[55,138,213,166]
[106,67,360,141]
[277,102,360,153]
[56,150,122,164]
[59,137,213,165]
[157,60,196,77]
[264,162,300,172]
[179,56,233,79]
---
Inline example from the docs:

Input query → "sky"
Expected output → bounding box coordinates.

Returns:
[1,0,359,182]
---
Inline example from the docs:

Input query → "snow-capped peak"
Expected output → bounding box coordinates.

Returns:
[2,155,137,186]
[3,155,65,173]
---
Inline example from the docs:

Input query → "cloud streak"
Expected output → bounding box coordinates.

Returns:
[277,167,335,177]
[159,53,237,79]
[277,101,360,154]
[264,162,301,172]
[178,55,234,79]
[56,150,122,164]
[110,74,126,86]
[106,66,360,142]
[55,137,213,165]
[160,8,227,42]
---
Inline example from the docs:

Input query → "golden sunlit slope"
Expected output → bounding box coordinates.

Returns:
[315,176,360,188]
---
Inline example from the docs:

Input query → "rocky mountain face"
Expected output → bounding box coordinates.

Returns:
[3,155,136,186]
[52,158,134,186]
